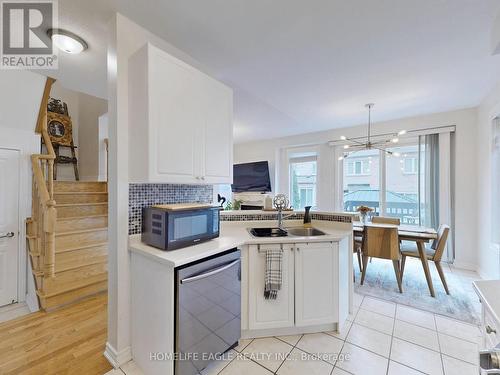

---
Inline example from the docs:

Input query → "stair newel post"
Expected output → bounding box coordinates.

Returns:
[43,200,57,278]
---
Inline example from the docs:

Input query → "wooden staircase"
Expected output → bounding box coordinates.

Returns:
[28,181,108,310]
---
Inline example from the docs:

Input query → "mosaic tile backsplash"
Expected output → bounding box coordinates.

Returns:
[220,211,353,223]
[128,183,213,234]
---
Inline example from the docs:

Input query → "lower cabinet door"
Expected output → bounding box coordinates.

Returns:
[295,242,338,327]
[248,244,295,330]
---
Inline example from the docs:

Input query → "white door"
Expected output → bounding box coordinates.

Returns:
[0,149,19,306]
[248,244,295,330]
[295,242,338,327]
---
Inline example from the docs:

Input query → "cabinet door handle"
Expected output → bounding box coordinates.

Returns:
[0,232,14,239]
[486,325,497,334]
[201,176,205,180]
[296,247,300,251]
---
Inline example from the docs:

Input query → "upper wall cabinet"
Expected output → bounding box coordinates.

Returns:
[128,43,233,184]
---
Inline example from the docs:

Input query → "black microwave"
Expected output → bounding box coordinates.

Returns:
[142,205,220,250]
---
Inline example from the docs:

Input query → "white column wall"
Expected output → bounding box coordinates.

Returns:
[477,82,500,279]
[106,13,232,367]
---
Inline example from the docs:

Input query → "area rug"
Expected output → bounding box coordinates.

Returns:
[353,256,481,325]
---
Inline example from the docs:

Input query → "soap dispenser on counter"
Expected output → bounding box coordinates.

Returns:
[303,206,312,228]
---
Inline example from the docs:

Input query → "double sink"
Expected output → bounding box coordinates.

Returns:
[249,227,326,238]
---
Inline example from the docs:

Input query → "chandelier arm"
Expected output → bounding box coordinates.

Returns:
[346,138,368,146]
[371,139,392,147]
[370,144,395,154]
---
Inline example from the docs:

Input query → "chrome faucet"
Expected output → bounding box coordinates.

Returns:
[277,208,296,230]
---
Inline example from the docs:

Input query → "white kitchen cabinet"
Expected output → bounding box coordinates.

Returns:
[247,244,295,330]
[243,239,350,335]
[128,43,233,184]
[294,242,337,326]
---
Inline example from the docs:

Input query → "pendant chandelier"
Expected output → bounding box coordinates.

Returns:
[338,103,406,160]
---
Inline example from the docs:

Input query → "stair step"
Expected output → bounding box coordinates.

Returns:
[55,245,107,273]
[56,215,108,232]
[56,203,108,218]
[54,192,108,204]
[55,241,108,254]
[42,262,107,293]
[54,181,107,193]
[37,280,107,311]
[55,228,107,250]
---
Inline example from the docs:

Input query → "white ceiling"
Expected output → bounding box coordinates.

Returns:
[43,0,500,143]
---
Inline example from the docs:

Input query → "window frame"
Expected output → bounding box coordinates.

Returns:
[289,155,318,210]
[340,138,423,225]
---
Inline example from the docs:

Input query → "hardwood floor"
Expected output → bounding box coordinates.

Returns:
[0,293,112,375]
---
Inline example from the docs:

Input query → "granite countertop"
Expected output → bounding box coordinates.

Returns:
[129,219,352,268]
[473,280,500,324]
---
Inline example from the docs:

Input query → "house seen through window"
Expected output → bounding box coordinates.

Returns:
[290,156,317,209]
[343,143,432,226]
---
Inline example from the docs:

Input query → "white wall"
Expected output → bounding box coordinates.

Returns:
[235,108,479,270]
[49,83,107,181]
[78,93,108,180]
[477,82,500,279]
[0,70,45,308]
[106,13,222,367]
[98,114,109,181]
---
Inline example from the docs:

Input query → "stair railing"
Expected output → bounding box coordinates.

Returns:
[32,77,56,278]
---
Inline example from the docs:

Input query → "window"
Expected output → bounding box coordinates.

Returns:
[290,158,317,209]
[403,157,417,174]
[342,140,437,227]
[343,150,379,214]
[386,145,421,224]
[346,159,370,176]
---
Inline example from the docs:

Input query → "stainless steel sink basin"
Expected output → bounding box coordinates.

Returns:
[248,227,326,237]
[249,227,288,237]
[286,227,326,237]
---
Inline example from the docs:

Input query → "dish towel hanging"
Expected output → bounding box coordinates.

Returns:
[264,248,283,300]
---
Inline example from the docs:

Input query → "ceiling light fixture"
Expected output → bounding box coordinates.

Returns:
[336,104,406,159]
[47,29,88,54]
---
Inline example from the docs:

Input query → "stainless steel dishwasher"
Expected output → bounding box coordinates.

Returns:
[175,248,241,375]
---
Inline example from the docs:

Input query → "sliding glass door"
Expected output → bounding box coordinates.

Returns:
[343,149,380,214]
[342,137,439,228]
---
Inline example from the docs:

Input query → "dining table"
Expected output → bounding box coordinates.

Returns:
[353,222,439,297]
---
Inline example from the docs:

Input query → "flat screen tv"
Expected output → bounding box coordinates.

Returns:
[232,161,271,193]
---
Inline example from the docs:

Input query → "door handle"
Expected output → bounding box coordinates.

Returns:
[180,259,240,284]
[0,232,14,239]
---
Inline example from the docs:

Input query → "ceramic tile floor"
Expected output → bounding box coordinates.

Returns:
[109,292,482,375]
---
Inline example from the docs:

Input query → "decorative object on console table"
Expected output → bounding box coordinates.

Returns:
[356,205,373,224]
[44,98,79,180]
[217,194,226,208]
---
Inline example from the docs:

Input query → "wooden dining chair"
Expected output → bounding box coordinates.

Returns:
[360,226,403,293]
[400,224,450,294]
[367,217,400,264]
[352,217,363,276]
[372,216,401,225]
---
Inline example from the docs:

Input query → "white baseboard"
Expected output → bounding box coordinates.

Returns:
[104,342,132,369]
[450,260,478,272]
